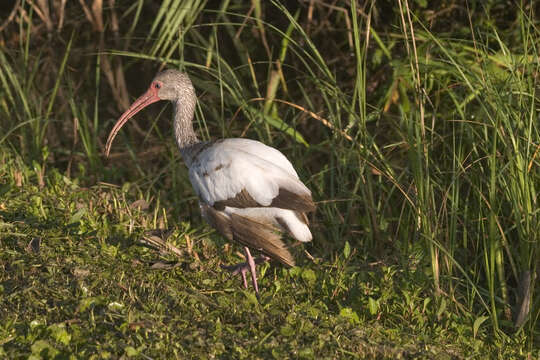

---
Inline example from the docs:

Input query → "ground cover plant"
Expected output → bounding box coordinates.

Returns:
[0,0,538,358]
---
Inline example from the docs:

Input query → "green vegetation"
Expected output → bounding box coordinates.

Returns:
[0,0,538,358]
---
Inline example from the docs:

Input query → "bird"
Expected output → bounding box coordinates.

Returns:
[105,69,315,295]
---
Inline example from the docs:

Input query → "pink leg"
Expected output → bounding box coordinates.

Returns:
[220,249,270,293]
[244,247,259,294]
[240,268,248,289]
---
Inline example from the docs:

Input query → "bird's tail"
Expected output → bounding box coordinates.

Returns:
[230,213,295,267]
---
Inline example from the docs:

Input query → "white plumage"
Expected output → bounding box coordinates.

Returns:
[106,70,315,294]
[190,140,307,215]
[222,206,312,243]
[186,138,313,244]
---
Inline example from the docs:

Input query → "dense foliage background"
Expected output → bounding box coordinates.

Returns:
[0,0,538,357]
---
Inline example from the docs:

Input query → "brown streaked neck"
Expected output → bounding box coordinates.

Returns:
[173,96,200,163]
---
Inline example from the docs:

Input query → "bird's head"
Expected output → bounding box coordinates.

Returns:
[105,69,195,157]
[151,69,194,101]
[105,69,194,157]
[105,69,195,156]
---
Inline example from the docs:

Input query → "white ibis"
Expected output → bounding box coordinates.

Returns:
[105,69,315,295]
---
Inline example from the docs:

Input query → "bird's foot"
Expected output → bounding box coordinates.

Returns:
[221,249,270,294]
[221,261,250,289]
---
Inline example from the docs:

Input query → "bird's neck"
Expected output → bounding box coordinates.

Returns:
[173,97,199,153]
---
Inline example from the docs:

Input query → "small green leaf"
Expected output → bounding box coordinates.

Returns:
[48,323,71,345]
[101,243,118,257]
[301,268,317,285]
[273,279,282,293]
[69,207,86,224]
[77,296,105,312]
[368,297,379,315]
[473,316,489,338]
[31,340,59,358]
[124,346,139,357]
[280,324,295,337]
[339,307,359,324]
[288,267,301,278]
[437,298,447,319]
[343,241,351,259]
[243,291,259,306]
[298,347,314,358]
[122,182,131,193]
[422,297,431,313]
[306,305,320,319]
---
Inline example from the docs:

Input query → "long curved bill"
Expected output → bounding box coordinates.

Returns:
[105,87,160,157]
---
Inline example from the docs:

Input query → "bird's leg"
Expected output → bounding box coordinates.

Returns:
[220,250,270,292]
[240,268,248,289]
[220,262,249,288]
[244,247,259,294]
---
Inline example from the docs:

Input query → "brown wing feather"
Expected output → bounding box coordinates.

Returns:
[229,213,295,267]
[201,205,233,240]
[214,189,258,210]
[214,188,315,213]
[202,205,295,267]
[270,188,316,213]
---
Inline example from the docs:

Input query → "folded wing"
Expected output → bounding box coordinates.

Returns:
[188,139,315,265]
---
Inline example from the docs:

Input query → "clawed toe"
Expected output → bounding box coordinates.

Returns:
[221,262,249,288]
[220,262,248,275]
[221,248,270,293]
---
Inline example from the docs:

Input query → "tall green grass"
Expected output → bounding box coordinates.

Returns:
[0,0,538,347]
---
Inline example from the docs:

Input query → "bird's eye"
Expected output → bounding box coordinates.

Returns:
[154,82,161,89]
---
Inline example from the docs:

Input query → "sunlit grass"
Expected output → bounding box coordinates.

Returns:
[0,0,538,356]
[0,151,524,357]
